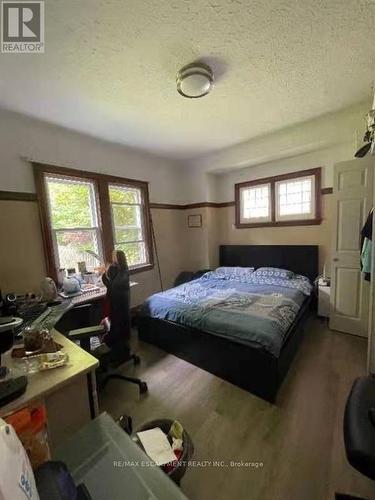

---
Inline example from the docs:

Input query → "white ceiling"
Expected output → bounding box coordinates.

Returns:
[0,0,374,160]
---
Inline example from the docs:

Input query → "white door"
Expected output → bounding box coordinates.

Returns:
[330,157,374,336]
[368,203,375,373]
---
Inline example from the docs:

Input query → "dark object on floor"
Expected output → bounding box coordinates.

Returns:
[174,269,211,287]
[69,251,147,395]
[135,418,194,486]
[118,414,133,435]
[35,461,92,500]
[139,244,317,403]
[335,376,375,500]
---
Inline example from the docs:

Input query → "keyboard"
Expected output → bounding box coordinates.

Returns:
[70,288,107,306]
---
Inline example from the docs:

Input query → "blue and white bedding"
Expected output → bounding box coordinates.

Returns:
[142,269,312,358]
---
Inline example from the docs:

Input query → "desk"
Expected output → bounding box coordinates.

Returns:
[0,331,99,451]
[1,281,138,451]
[55,282,138,333]
[67,281,138,306]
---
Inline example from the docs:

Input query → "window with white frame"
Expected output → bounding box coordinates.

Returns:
[239,183,272,224]
[235,168,321,228]
[45,175,103,271]
[109,183,149,268]
[275,175,315,221]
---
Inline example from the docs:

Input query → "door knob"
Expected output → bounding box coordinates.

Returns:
[333,258,339,262]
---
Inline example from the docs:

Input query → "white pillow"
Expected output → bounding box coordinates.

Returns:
[214,266,254,282]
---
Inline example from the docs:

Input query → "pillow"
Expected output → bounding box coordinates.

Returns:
[213,266,254,282]
[253,267,294,279]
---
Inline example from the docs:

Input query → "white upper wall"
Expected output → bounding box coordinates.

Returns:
[0,99,371,205]
[187,100,371,202]
[215,142,353,202]
[0,109,191,204]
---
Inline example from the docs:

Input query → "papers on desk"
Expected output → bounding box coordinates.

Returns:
[137,428,176,466]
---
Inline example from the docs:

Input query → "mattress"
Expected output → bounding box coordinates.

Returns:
[141,272,311,357]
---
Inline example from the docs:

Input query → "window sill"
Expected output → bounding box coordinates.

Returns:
[235,218,322,229]
[129,263,155,275]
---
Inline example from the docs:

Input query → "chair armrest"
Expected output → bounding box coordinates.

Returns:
[69,324,105,340]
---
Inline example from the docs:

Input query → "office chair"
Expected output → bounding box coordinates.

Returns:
[68,262,148,395]
[335,376,375,500]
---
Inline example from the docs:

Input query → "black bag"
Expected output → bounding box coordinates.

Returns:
[35,461,92,500]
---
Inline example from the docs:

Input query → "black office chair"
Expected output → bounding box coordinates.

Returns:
[68,263,148,395]
[336,376,375,500]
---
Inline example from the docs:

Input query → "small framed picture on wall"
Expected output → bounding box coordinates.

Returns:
[188,214,202,228]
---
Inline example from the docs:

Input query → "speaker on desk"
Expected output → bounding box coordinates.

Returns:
[2,293,17,316]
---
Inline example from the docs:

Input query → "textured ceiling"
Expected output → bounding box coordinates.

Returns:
[0,0,374,160]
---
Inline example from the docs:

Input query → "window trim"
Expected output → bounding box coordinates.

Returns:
[235,167,322,229]
[33,163,154,282]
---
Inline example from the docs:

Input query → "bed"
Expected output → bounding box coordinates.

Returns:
[138,245,318,403]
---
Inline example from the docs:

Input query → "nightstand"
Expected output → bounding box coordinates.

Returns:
[318,277,331,318]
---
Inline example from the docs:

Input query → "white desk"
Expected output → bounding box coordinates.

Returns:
[1,330,99,451]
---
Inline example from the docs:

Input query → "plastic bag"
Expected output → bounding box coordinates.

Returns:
[0,417,40,500]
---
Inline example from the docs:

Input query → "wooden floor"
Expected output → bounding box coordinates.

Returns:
[100,317,375,500]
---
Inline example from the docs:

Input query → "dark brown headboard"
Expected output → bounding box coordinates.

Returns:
[219,245,319,282]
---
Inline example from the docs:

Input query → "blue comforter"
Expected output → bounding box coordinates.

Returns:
[141,273,312,357]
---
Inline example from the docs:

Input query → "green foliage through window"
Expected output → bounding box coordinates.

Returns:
[47,178,95,229]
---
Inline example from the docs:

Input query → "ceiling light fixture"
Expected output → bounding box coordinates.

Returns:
[176,62,214,99]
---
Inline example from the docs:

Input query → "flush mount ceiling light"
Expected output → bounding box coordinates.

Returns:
[176,62,214,99]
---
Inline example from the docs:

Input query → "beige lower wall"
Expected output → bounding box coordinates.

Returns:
[0,201,194,305]
[0,200,46,294]
[0,196,333,302]
[217,195,333,274]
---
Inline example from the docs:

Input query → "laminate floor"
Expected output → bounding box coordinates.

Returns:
[99,317,375,500]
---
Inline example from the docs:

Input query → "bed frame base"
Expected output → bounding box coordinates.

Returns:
[138,298,311,403]
[139,244,317,403]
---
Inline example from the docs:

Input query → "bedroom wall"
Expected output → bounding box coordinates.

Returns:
[0,100,369,298]
[182,101,371,275]
[210,144,350,274]
[0,109,196,303]
[217,196,333,274]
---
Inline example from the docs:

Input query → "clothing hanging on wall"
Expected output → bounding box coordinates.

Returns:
[361,208,373,281]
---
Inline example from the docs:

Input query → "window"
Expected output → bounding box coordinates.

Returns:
[235,168,321,228]
[34,164,153,281]
[109,183,149,268]
[45,175,103,271]
[275,175,315,221]
[239,183,271,224]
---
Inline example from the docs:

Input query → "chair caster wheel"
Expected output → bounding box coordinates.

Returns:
[133,355,141,366]
[139,382,148,394]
